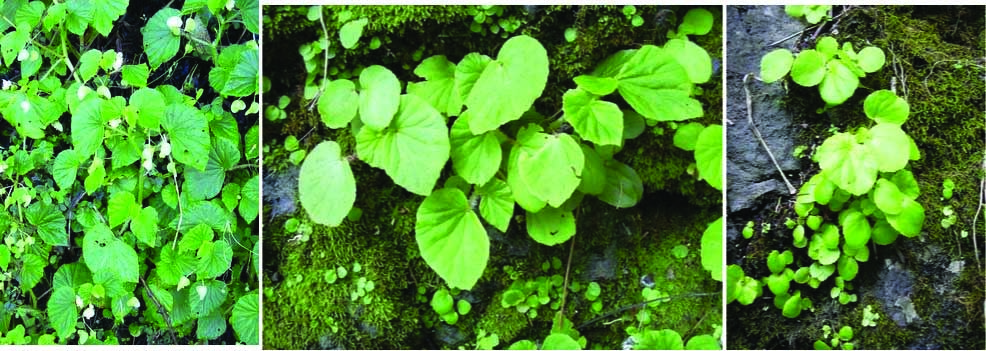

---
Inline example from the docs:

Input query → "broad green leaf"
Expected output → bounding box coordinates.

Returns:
[685,335,720,350]
[816,37,838,58]
[236,0,259,34]
[678,8,714,36]
[190,279,228,317]
[573,75,619,96]
[209,43,259,97]
[886,198,924,238]
[156,245,197,286]
[142,8,182,69]
[526,207,576,246]
[866,124,910,173]
[0,246,8,272]
[356,95,450,196]
[591,49,636,78]
[840,209,870,250]
[409,55,462,116]
[196,240,233,279]
[863,90,909,125]
[816,133,876,196]
[819,60,859,105]
[790,50,826,86]
[562,88,623,146]
[111,293,136,323]
[20,253,44,291]
[184,139,238,200]
[358,65,401,130]
[838,255,859,281]
[91,0,127,37]
[71,98,104,158]
[415,188,488,290]
[132,207,160,247]
[26,201,67,246]
[179,224,214,254]
[871,219,899,245]
[300,141,355,227]
[873,179,906,215]
[79,49,102,82]
[695,124,723,190]
[891,170,920,200]
[450,117,501,185]
[673,122,705,151]
[664,39,712,84]
[84,160,106,195]
[122,64,150,88]
[339,18,368,49]
[856,46,885,73]
[598,160,643,208]
[577,144,606,195]
[170,200,232,232]
[782,292,803,318]
[517,131,584,207]
[319,79,359,129]
[3,92,57,140]
[47,287,78,340]
[615,45,701,121]
[0,24,30,66]
[83,223,139,283]
[637,329,684,350]
[129,88,165,131]
[454,53,492,102]
[162,103,211,171]
[542,333,581,350]
[13,1,43,30]
[239,175,259,224]
[507,142,547,213]
[231,292,259,344]
[701,217,723,281]
[465,35,549,134]
[477,178,513,232]
[760,49,793,83]
[108,191,137,229]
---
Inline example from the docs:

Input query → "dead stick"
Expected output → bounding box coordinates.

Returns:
[743,73,797,194]
[141,277,178,343]
[556,232,577,330]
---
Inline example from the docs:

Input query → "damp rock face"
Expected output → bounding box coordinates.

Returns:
[263,166,299,219]
[874,259,920,327]
[725,5,804,213]
[434,323,467,348]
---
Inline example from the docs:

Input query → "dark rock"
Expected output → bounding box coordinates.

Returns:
[873,259,919,327]
[263,166,299,219]
[583,239,618,281]
[434,323,467,347]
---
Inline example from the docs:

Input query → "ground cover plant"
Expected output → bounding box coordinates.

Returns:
[726,5,984,349]
[0,0,259,345]
[261,5,723,349]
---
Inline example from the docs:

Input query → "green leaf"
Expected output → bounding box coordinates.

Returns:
[52,150,81,191]
[517,130,584,207]
[840,209,870,250]
[339,18,368,49]
[637,329,684,350]
[856,46,885,73]
[577,145,606,195]
[790,50,826,86]
[79,49,102,82]
[162,103,211,171]
[0,246,8,272]
[179,224,214,253]
[111,293,136,323]
[700,217,723,281]
[196,310,226,340]
[318,79,359,128]
[47,287,79,340]
[129,88,166,131]
[873,179,906,215]
[236,0,259,34]
[886,198,924,238]
[196,240,233,279]
[685,335,720,350]
[695,124,723,190]
[156,245,197,286]
[838,255,859,281]
[431,289,454,315]
[142,8,182,69]
[13,1,43,29]
[108,191,137,229]
[891,170,921,200]
[132,206,159,247]
[816,133,877,196]
[663,39,712,84]
[26,201,67,246]
[122,64,150,88]
[231,292,259,344]
[866,124,911,173]
[71,98,104,159]
[415,188,488,290]
[454,53,492,102]
[209,43,259,97]
[526,207,576,246]
[508,340,538,350]
[673,122,705,151]
[477,178,513,232]
[190,279,228,317]
[562,88,624,146]
[184,139,239,200]
[573,75,619,96]
[84,160,106,195]
[464,35,549,134]
[299,141,356,227]
[598,160,643,208]
[83,223,139,283]
[782,291,803,318]
[871,220,899,245]
[819,60,859,105]
[615,45,701,121]
[863,90,909,125]
[507,141,547,213]
[239,175,260,224]
[358,65,401,130]
[408,55,462,116]
[678,8,714,36]
[20,253,45,291]
[91,0,127,36]
[450,117,502,185]
[543,333,581,350]
[760,49,794,83]
[356,95,450,196]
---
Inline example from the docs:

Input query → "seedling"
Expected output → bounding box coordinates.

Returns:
[743,221,755,239]
[785,5,833,24]
[862,305,880,327]
[761,37,885,108]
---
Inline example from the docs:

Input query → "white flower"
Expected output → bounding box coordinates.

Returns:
[76,295,84,308]
[17,49,28,61]
[159,138,172,158]
[1,80,11,90]
[53,121,63,132]
[112,52,123,71]
[19,100,29,113]
[83,304,95,319]
[177,276,191,291]
[184,18,197,33]
[225,0,235,11]
[167,16,183,35]
[77,85,92,101]
[196,284,208,301]
[109,119,121,129]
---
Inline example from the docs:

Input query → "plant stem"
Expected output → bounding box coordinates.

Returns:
[556,232,576,330]
[141,277,177,343]
[743,73,797,194]
[575,292,718,330]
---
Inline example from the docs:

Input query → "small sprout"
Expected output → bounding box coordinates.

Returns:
[337,266,348,279]
[743,221,754,239]
[564,28,577,43]
[591,300,602,313]
[862,305,880,327]
[784,218,797,229]
[457,299,471,315]
[942,179,955,199]
[672,244,688,258]
[585,282,601,301]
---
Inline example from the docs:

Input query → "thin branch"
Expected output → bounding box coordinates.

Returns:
[575,292,719,330]
[141,277,177,343]
[743,73,797,194]
[556,232,577,330]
